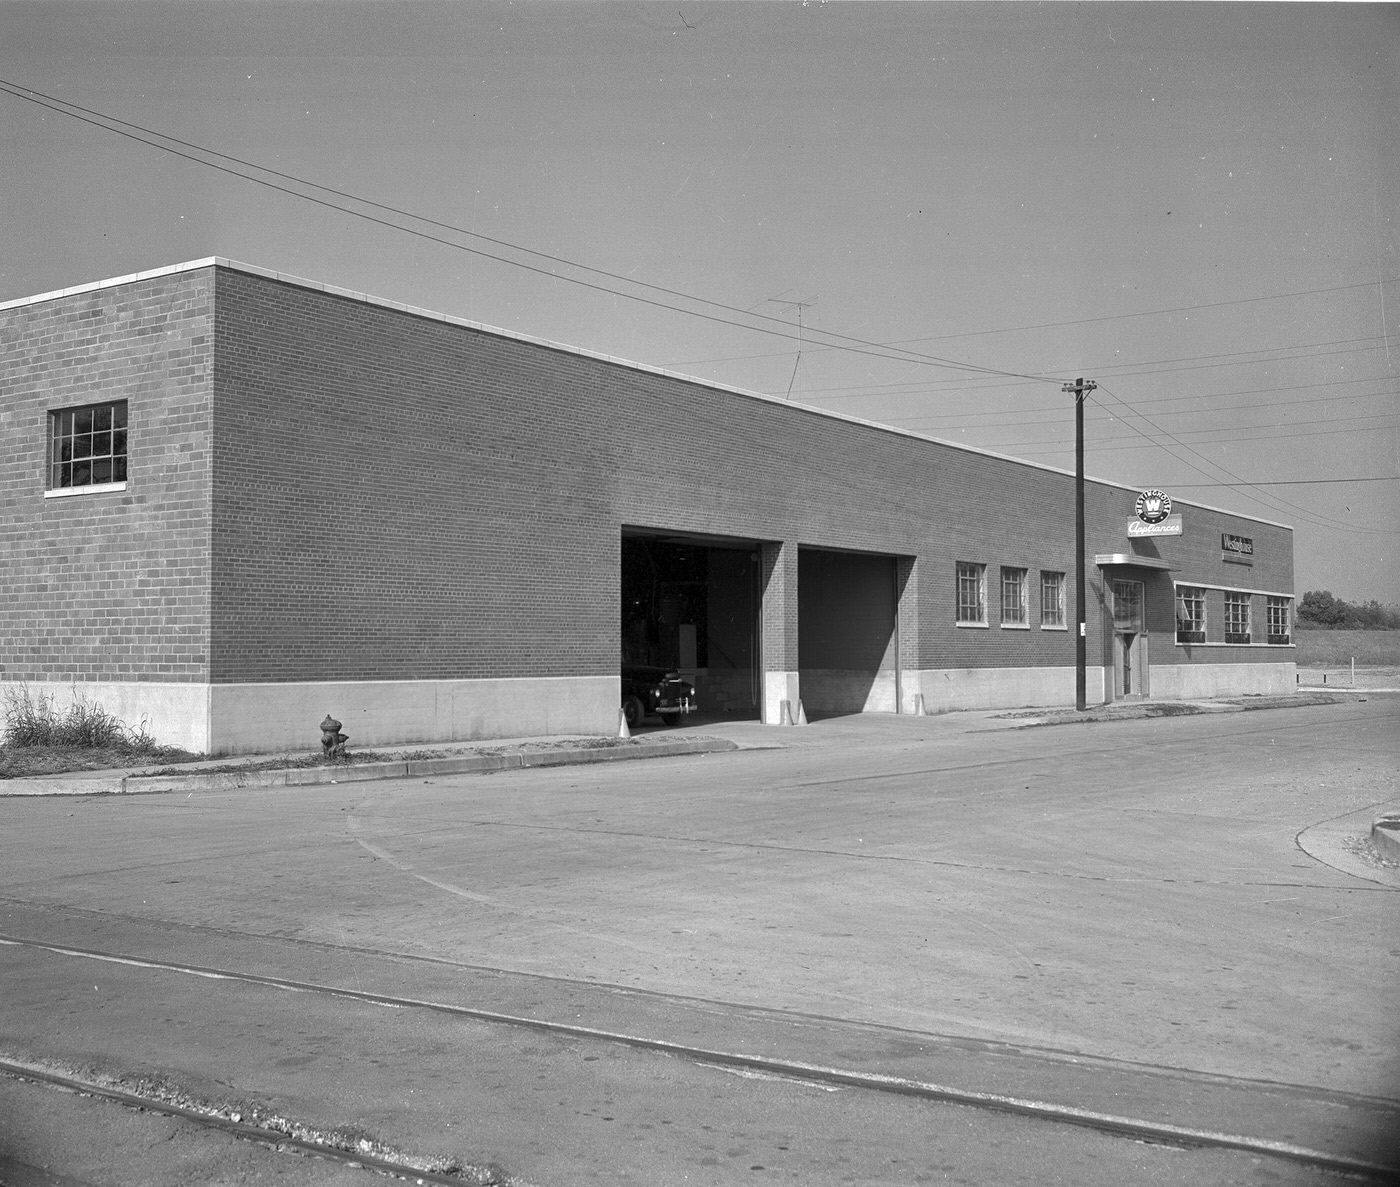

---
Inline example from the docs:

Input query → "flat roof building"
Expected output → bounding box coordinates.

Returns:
[1,260,1296,754]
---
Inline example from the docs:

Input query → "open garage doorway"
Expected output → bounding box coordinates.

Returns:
[621,529,762,720]
[798,548,901,716]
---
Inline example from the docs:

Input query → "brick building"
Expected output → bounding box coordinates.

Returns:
[0,260,1297,754]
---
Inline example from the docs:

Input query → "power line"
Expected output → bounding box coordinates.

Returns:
[799,337,1390,400]
[1171,477,1398,488]
[676,279,1400,367]
[867,387,1398,433]
[7,79,1391,536]
[1088,382,1389,535]
[0,77,1059,388]
[1009,419,1398,454]
[999,412,1399,451]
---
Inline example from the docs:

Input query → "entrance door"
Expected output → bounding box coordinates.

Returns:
[1112,580,1147,699]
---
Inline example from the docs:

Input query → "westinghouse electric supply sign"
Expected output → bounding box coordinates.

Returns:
[1128,489,1182,537]
[1221,532,1254,564]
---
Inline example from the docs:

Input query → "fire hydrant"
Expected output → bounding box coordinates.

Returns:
[320,714,348,758]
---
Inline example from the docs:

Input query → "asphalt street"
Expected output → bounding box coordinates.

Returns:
[1,696,1397,1185]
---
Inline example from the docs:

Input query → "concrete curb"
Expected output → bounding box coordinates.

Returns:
[118,738,738,795]
[1371,817,1400,861]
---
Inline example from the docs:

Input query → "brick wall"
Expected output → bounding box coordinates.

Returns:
[210,269,619,682]
[0,274,213,684]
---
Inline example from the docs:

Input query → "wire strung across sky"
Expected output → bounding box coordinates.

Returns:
[3,77,1393,536]
[1168,477,1398,488]
[798,337,1392,400]
[679,280,1400,364]
[877,387,1398,433]
[0,77,1058,387]
[1087,383,1394,535]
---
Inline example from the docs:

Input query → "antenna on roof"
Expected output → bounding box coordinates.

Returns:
[765,293,817,399]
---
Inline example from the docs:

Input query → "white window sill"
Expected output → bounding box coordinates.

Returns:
[1040,624,1069,632]
[1000,623,1030,631]
[45,482,127,499]
[956,621,989,629]
[1174,640,1290,648]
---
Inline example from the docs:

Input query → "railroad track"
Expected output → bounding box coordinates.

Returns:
[3,924,1397,1183]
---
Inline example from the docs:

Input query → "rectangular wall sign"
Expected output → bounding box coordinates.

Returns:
[1127,515,1182,537]
[1222,532,1254,558]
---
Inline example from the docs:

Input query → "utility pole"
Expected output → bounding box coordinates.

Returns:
[1063,377,1097,712]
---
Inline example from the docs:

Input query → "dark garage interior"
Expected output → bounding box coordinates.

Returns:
[621,531,760,718]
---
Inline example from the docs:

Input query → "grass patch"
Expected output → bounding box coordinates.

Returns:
[0,685,200,779]
[148,736,642,777]
[149,750,409,776]
[1294,629,1400,667]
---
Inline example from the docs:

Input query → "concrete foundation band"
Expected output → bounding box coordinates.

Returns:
[1,662,1295,754]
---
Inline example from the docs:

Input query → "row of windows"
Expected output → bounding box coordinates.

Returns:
[957,562,1066,629]
[1176,586,1292,645]
[955,565,1293,646]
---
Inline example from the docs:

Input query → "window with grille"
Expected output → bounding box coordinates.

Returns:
[1040,570,1066,628]
[48,401,128,491]
[1225,591,1252,644]
[956,562,986,625]
[1266,597,1291,644]
[1176,586,1206,643]
[1000,567,1028,627]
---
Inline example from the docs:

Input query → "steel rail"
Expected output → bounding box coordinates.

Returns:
[2,931,1396,1181]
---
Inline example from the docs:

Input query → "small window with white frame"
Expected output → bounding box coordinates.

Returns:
[956,562,986,626]
[1266,596,1291,645]
[1000,566,1028,627]
[1176,586,1206,643]
[1225,591,1252,644]
[48,400,128,493]
[1040,570,1066,628]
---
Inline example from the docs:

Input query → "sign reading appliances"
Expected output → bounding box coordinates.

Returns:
[1129,488,1181,536]
[1128,516,1182,537]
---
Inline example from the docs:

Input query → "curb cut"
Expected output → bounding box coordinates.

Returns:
[120,738,738,795]
[1004,691,1346,729]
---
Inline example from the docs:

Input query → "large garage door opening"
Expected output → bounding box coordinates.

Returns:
[621,530,761,720]
[799,547,900,717]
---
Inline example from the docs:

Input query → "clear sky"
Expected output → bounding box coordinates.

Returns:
[2,1,1396,602]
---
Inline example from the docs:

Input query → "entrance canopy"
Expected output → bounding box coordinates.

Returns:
[1095,553,1175,571]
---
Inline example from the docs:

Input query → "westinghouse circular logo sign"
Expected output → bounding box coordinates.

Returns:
[1135,489,1172,524]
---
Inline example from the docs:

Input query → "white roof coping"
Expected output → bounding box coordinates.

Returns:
[0,257,1292,531]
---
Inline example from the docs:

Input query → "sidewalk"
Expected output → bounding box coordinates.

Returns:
[0,687,1366,798]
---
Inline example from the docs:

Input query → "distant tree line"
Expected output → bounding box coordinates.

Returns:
[1296,591,1400,630]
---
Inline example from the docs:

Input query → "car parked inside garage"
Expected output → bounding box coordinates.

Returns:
[621,666,696,728]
